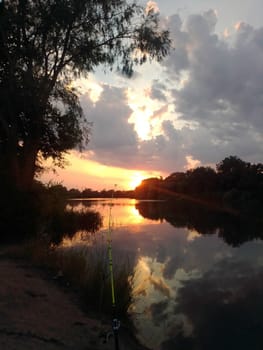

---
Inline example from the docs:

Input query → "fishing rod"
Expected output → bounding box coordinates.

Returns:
[107,186,120,350]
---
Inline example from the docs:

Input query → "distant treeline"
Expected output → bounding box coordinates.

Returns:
[49,155,263,214]
[53,186,134,199]
[134,156,263,214]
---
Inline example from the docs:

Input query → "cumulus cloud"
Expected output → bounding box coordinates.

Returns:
[80,85,140,167]
[79,85,185,172]
[165,11,263,135]
[78,10,263,175]
[153,10,263,168]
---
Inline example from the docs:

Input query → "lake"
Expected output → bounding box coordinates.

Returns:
[66,198,263,350]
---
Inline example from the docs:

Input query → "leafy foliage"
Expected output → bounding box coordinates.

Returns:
[0,180,102,243]
[134,156,263,214]
[0,0,170,189]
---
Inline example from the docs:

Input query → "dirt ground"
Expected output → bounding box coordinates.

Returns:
[0,258,147,350]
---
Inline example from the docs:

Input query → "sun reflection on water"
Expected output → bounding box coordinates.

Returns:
[62,199,160,247]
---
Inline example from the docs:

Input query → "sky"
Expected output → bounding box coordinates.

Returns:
[40,0,263,190]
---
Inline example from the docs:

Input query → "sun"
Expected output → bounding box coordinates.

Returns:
[129,172,145,189]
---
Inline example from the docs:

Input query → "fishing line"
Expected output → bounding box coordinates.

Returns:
[106,186,120,350]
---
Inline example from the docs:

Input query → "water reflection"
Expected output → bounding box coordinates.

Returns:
[161,259,263,350]
[136,200,263,246]
[65,199,263,350]
[67,198,158,229]
[131,239,263,349]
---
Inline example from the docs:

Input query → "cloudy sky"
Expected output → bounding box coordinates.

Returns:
[41,0,263,190]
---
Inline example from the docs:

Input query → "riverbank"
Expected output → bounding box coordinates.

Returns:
[0,254,147,350]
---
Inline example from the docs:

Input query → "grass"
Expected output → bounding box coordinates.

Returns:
[9,237,134,320]
[2,181,134,321]
[0,182,134,325]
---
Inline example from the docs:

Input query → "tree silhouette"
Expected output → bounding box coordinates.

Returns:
[134,156,263,214]
[0,0,170,190]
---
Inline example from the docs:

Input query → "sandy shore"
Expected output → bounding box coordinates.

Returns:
[0,258,147,350]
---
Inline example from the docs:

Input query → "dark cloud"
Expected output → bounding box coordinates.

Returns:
[163,255,184,280]
[78,11,263,174]
[150,80,168,102]
[161,260,263,350]
[80,85,140,167]
[149,300,169,326]
[162,12,263,165]
[163,14,190,75]
[80,85,137,150]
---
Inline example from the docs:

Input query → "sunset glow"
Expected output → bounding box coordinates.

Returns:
[38,2,263,193]
[10,1,263,349]
[129,172,145,189]
[40,151,162,190]
[72,76,103,103]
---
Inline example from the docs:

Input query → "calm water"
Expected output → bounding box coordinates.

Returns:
[66,198,263,350]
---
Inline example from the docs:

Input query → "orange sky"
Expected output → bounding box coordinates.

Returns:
[39,151,165,190]
[39,70,169,191]
[39,3,263,190]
